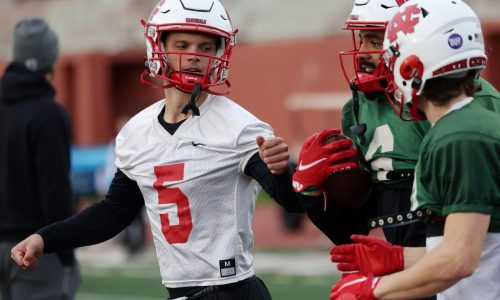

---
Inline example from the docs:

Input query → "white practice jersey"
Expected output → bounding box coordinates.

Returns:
[115,95,274,288]
[427,233,500,300]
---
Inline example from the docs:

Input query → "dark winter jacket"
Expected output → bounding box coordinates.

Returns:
[0,63,75,265]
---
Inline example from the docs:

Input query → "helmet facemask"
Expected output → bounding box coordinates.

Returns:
[339,0,409,96]
[141,0,237,96]
[142,23,236,96]
[339,24,389,96]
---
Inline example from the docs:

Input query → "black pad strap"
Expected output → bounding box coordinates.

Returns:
[368,208,434,229]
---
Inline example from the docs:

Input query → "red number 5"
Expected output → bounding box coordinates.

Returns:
[153,163,193,244]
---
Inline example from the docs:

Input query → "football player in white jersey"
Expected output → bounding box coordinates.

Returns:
[10,1,304,299]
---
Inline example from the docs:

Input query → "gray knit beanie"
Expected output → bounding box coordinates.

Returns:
[12,17,59,72]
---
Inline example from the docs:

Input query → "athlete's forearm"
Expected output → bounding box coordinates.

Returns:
[374,244,463,299]
[375,213,489,299]
[403,246,427,269]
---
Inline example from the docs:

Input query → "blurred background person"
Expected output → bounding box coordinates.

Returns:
[0,17,80,300]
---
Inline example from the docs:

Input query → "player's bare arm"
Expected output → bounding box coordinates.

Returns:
[402,246,427,269]
[371,213,489,299]
[330,213,490,299]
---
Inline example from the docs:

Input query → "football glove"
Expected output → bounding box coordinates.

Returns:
[330,234,404,276]
[292,128,358,195]
[330,273,380,300]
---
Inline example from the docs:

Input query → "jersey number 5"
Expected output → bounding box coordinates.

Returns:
[154,163,193,244]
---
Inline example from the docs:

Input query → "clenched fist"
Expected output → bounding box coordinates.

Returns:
[257,136,290,175]
[10,234,45,269]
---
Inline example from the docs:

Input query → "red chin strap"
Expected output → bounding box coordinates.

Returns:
[339,27,388,94]
[170,72,211,93]
[350,68,386,94]
[339,54,388,94]
[140,70,232,96]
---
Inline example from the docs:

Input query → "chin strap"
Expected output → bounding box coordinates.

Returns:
[349,82,367,145]
[181,83,201,116]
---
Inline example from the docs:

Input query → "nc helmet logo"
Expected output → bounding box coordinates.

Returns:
[448,34,463,49]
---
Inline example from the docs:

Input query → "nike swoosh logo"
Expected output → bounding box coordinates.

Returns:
[192,141,206,147]
[297,158,327,171]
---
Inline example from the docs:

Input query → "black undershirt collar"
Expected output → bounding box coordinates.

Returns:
[157,105,187,135]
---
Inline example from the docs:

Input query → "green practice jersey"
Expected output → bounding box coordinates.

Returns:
[342,77,499,183]
[342,92,429,182]
[475,77,500,112]
[411,101,500,233]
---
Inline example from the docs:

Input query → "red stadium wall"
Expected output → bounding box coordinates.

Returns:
[482,21,500,89]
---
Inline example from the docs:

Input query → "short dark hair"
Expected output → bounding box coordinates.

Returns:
[423,71,480,106]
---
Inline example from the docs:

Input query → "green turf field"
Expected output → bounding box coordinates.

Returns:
[76,261,338,300]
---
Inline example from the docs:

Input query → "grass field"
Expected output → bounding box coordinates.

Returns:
[76,251,338,300]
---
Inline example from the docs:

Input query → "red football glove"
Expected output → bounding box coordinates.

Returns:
[292,128,358,195]
[330,234,404,276]
[330,273,380,300]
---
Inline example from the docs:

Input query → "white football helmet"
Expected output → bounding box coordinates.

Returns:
[339,0,408,94]
[382,0,486,119]
[141,0,237,94]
